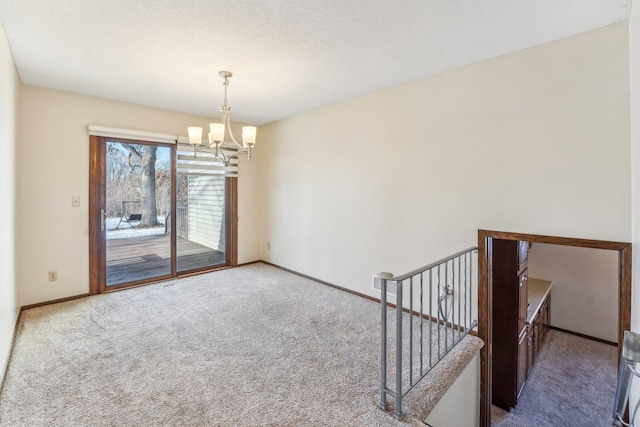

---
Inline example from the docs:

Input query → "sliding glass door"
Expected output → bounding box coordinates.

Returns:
[89,136,236,293]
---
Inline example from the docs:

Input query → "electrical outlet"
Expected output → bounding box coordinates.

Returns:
[48,270,58,282]
[267,242,271,250]
[71,196,80,207]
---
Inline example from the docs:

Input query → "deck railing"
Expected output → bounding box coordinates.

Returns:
[376,247,478,419]
[176,203,188,239]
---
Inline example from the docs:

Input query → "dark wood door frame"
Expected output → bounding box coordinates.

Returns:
[478,229,632,427]
[225,177,239,267]
[88,135,104,295]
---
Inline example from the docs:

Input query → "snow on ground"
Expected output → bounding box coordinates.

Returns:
[106,217,166,240]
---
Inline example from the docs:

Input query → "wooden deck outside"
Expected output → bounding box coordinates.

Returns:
[106,234,225,285]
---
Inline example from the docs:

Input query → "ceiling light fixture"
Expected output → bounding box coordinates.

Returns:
[187,71,257,166]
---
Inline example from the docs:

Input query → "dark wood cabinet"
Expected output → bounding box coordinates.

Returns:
[529,292,551,375]
[491,240,554,411]
[517,330,528,398]
[491,239,529,410]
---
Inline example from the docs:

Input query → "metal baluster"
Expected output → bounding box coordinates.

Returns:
[463,252,468,333]
[395,281,403,419]
[409,278,413,386]
[444,261,448,353]
[380,277,388,409]
[420,272,424,376]
[458,255,461,341]
[429,268,433,368]
[452,259,456,345]
[451,259,455,346]
[471,251,475,329]
[469,251,473,331]
[437,264,441,360]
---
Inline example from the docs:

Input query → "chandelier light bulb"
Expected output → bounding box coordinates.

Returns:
[209,123,225,144]
[242,126,257,147]
[188,127,203,146]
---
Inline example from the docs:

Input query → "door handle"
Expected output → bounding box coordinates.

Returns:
[101,209,107,232]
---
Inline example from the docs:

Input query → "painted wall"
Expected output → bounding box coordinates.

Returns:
[259,24,631,299]
[629,0,640,422]
[17,86,261,307]
[0,18,19,377]
[528,243,618,343]
[424,352,480,427]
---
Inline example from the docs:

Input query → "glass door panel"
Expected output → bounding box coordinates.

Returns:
[175,144,228,273]
[176,174,227,272]
[105,141,173,286]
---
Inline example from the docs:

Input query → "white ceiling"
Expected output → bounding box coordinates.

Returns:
[0,0,632,125]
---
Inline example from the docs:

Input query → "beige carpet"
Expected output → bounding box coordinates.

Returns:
[491,330,618,427]
[0,263,480,426]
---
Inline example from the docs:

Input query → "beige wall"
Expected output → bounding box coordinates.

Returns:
[0,19,19,377]
[424,353,480,427]
[17,87,260,307]
[629,0,640,422]
[528,243,618,343]
[259,24,631,298]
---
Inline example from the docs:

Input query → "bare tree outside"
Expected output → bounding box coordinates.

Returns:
[106,142,171,229]
[120,144,159,228]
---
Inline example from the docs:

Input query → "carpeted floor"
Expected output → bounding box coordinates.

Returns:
[491,330,618,427]
[0,263,480,426]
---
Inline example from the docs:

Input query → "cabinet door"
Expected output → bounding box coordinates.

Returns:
[518,272,528,335]
[517,329,528,398]
[545,295,551,333]
[539,301,547,344]
[533,321,541,364]
[527,328,534,376]
[518,241,530,273]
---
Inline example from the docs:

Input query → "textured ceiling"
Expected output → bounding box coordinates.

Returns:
[0,0,632,125]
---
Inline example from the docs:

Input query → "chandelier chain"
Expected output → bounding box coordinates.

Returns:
[222,75,229,108]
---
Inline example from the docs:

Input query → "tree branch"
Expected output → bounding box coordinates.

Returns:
[120,143,142,160]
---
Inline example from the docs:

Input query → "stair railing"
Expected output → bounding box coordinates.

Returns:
[612,330,640,426]
[376,246,478,419]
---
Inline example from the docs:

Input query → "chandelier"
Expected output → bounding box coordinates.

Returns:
[187,71,257,166]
